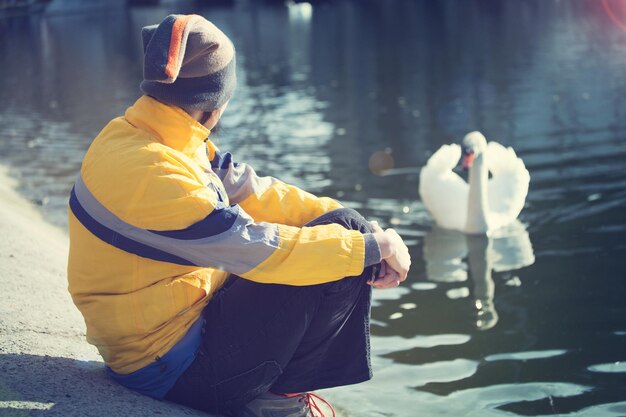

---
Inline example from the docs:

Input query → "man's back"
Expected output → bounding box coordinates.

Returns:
[68,95,228,375]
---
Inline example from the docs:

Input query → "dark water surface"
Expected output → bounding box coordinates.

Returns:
[1,1,626,416]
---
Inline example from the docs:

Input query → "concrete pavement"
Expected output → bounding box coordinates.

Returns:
[0,166,210,417]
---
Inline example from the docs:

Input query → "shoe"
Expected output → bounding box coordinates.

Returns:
[234,391,336,417]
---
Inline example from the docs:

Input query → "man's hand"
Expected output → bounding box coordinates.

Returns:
[368,221,411,289]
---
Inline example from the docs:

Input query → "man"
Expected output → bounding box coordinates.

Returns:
[68,14,410,417]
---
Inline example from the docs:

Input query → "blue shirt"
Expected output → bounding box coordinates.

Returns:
[106,319,203,399]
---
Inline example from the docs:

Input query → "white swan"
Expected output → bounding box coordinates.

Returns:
[419,131,530,234]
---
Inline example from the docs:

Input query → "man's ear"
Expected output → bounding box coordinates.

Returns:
[198,112,213,126]
[185,109,215,127]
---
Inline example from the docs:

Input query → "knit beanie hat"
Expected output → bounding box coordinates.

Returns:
[140,14,236,112]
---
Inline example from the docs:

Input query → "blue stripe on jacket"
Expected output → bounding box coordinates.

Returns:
[70,175,279,273]
[149,202,238,240]
[69,187,196,266]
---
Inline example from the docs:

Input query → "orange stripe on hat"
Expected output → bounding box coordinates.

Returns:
[164,15,193,80]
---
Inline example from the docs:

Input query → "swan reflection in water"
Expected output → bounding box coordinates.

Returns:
[423,220,535,330]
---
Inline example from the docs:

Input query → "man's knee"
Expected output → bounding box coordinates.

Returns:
[306,208,372,233]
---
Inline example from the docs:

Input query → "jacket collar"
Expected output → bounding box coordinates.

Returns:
[125,95,212,158]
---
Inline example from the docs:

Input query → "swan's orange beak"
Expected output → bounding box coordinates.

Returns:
[462,152,475,169]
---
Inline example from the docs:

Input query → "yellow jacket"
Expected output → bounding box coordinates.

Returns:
[67,96,366,375]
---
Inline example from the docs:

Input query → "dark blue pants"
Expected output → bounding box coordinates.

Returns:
[165,208,376,415]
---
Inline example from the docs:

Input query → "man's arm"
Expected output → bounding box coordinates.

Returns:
[72,162,366,287]
[211,151,342,226]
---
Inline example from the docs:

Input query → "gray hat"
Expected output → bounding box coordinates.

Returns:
[140,14,236,112]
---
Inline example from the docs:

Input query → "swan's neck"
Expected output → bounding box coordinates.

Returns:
[465,153,490,234]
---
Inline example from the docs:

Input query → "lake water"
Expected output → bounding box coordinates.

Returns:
[1,0,626,416]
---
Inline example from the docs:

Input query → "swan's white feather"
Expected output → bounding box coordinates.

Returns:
[419,144,468,231]
[487,142,530,230]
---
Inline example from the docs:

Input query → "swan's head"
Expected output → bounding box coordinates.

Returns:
[461,131,487,169]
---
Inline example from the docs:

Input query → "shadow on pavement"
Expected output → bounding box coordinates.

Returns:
[0,353,211,417]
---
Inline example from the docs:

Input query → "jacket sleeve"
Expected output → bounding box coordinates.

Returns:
[210,151,343,226]
[72,159,365,286]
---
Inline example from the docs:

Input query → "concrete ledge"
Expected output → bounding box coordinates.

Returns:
[0,166,212,417]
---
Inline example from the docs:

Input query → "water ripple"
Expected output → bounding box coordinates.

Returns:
[588,361,626,373]
[485,349,568,362]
